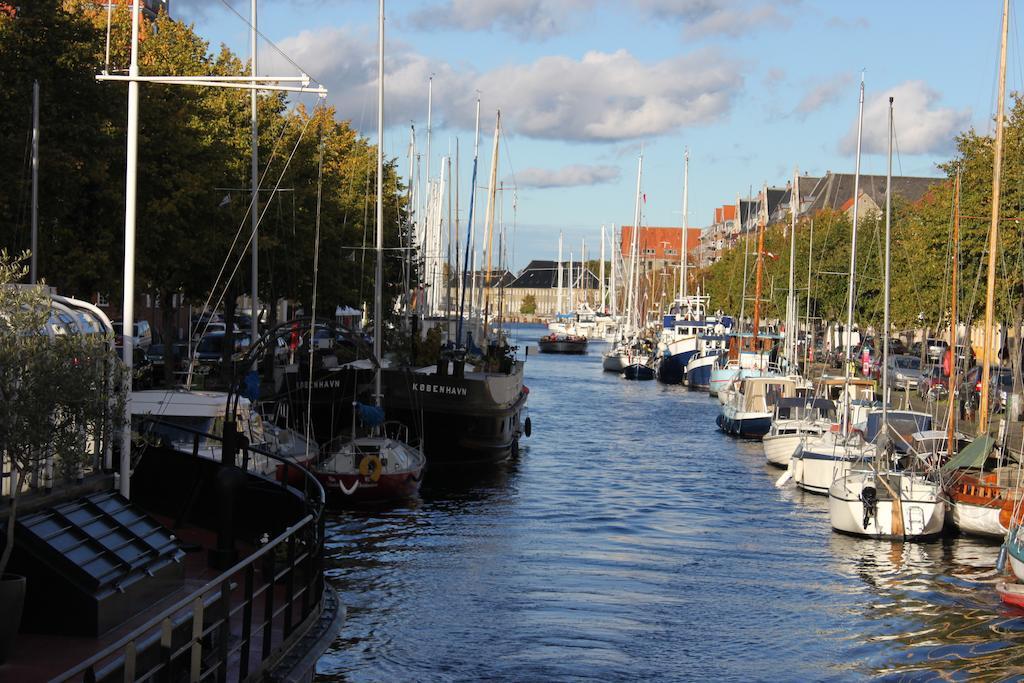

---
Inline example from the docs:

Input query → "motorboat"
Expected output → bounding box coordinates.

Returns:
[717,376,797,439]
[762,397,835,467]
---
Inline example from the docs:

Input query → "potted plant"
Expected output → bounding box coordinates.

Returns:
[0,250,124,663]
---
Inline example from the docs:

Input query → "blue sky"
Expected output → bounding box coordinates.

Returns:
[171,0,1015,269]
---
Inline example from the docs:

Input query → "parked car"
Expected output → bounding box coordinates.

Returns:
[145,342,189,376]
[193,332,246,373]
[918,364,949,400]
[910,338,949,364]
[959,365,1014,417]
[112,319,153,350]
[887,354,925,390]
[192,320,241,340]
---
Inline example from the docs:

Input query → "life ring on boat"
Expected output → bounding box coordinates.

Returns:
[359,454,383,482]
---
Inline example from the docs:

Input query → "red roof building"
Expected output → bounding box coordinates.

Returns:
[620,226,702,265]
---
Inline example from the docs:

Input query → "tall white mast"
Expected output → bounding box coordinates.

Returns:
[787,168,799,365]
[30,80,39,284]
[842,74,866,435]
[556,231,564,314]
[882,97,893,423]
[374,0,384,406]
[568,250,574,311]
[626,154,643,333]
[116,0,142,497]
[482,110,501,338]
[610,223,618,317]
[599,226,606,312]
[680,148,689,299]
[249,0,260,346]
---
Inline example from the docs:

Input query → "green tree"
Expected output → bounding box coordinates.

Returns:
[520,294,537,315]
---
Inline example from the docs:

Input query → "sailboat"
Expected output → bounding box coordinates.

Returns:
[655,150,707,384]
[604,153,649,374]
[791,76,876,496]
[827,96,945,539]
[310,2,425,503]
[540,237,589,353]
[708,187,781,398]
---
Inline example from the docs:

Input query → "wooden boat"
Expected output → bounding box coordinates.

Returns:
[314,422,426,505]
[538,332,588,354]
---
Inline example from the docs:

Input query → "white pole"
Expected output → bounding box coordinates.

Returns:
[787,168,799,364]
[119,0,142,498]
[556,231,563,314]
[30,80,39,284]
[680,148,688,299]
[599,226,606,312]
[610,224,617,317]
[568,250,574,310]
[374,0,384,406]
[843,75,866,435]
[249,0,260,345]
[883,97,893,425]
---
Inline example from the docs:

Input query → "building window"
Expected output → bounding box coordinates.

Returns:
[96,293,110,307]
[644,248,656,255]
[665,249,677,255]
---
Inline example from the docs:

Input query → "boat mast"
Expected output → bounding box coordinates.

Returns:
[249,0,259,345]
[738,193,748,334]
[600,226,606,312]
[374,0,384,406]
[842,74,866,436]
[680,148,689,300]
[568,250,574,311]
[948,168,960,451]
[456,97,480,346]
[627,154,643,335]
[119,0,142,497]
[30,80,39,284]
[979,0,1009,431]
[803,218,815,370]
[752,184,767,348]
[787,168,799,365]
[882,97,893,425]
[610,223,618,317]
[481,110,501,338]
[556,231,564,314]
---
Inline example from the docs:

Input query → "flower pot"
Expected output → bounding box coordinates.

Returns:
[0,574,25,664]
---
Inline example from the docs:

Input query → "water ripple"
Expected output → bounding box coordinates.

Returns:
[316,325,1022,682]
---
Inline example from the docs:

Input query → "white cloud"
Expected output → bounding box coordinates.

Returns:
[633,0,794,37]
[265,30,743,143]
[514,164,621,188]
[839,80,971,156]
[407,0,594,40]
[793,73,853,118]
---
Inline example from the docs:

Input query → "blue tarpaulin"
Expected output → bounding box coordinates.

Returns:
[357,402,385,426]
[242,371,260,402]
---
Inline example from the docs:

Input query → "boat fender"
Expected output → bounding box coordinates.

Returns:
[524,417,532,438]
[359,454,383,482]
[860,486,877,529]
[998,544,1008,573]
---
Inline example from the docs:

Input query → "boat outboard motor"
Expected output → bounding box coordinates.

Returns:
[860,486,878,529]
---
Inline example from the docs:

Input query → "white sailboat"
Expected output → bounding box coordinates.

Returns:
[828,96,945,539]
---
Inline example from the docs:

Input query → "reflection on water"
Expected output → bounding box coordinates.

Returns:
[317,324,1024,682]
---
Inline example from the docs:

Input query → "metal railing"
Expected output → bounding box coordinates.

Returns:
[54,418,328,683]
[54,514,325,683]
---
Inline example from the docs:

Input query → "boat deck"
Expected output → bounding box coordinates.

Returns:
[1,518,262,683]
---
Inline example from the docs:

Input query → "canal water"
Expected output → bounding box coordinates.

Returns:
[317,324,1023,682]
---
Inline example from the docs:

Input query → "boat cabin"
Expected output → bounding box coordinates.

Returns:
[738,376,798,413]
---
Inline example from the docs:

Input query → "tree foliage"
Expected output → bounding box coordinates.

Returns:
[700,94,1024,338]
[0,3,412,337]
